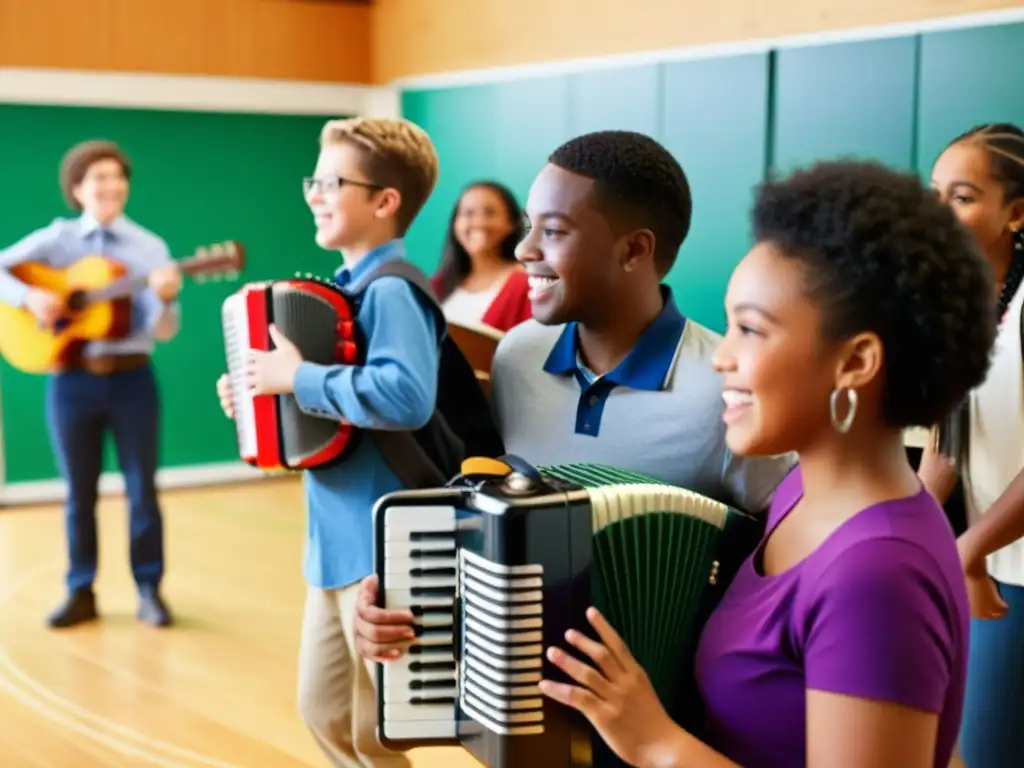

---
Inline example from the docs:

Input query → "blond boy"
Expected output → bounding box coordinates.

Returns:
[216,117,440,768]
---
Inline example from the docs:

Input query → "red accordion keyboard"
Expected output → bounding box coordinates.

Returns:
[221,277,362,471]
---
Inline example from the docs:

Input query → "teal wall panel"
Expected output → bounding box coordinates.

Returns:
[492,75,573,205]
[660,53,771,332]
[915,22,1024,177]
[402,78,573,276]
[0,105,335,483]
[771,37,919,173]
[395,20,1022,373]
[567,65,660,137]
[402,86,498,273]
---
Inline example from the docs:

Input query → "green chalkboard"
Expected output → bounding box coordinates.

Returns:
[771,36,919,173]
[0,105,339,483]
[915,22,1024,177]
[660,53,771,332]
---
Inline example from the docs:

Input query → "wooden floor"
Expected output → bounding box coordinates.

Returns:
[0,477,481,768]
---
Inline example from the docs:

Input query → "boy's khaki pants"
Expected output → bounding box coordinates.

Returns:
[297,583,412,768]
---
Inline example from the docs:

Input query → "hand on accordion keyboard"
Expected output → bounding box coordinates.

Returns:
[246,324,303,396]
[539,606,686,768]
[353,574,417,663]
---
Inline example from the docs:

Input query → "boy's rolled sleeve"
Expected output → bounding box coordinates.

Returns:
[292,276,440,430]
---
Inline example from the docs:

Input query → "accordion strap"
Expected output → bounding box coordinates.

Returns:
[344,258,453,490]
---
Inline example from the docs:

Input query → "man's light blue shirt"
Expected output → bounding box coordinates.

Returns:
[292,239,442,590]
[0,214,180,355]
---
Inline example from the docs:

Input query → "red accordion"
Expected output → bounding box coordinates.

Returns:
[221,277,362,471]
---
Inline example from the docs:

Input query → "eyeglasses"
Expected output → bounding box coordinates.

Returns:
[302,176,383,196]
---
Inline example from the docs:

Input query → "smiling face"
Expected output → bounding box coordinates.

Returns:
[931,141,1024,267]
[454,185,516,261]
[715,241,868,457]
[515,163,632,326]
[73,158,129,225]
[305,140,396,252]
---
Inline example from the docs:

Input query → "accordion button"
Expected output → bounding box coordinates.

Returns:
[505,472,535,495]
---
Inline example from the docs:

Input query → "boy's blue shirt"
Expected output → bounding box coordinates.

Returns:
[292,238,442,589]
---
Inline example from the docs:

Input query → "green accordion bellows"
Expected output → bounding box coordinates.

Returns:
[539,463,734,713]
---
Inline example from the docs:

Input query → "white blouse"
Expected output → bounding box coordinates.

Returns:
[966,279,1024,586]
[441,285,500,327]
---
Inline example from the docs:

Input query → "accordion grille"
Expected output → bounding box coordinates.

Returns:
[458,549,546,737]
[272,285,349,464]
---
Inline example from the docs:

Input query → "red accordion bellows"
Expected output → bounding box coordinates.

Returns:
[222,278,362,471]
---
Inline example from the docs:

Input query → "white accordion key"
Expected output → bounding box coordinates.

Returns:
[380,504,459,741]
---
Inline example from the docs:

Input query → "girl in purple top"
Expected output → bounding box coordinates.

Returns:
[539,161,996,767]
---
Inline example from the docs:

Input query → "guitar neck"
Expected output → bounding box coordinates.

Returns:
[72,242,245,307]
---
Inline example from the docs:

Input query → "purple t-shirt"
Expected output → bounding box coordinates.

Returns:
[694,466,969,768]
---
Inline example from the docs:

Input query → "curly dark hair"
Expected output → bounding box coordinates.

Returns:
[752,160,998,429]
[548,130,692,276]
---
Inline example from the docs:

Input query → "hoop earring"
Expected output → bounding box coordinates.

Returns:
[830,387,858,434]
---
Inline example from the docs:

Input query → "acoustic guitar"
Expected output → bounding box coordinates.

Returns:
[0,241,245,374]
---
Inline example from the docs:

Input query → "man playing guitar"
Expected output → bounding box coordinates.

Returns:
[0,139,182,629]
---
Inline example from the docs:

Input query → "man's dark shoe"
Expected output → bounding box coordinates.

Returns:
[137,584,172,627]
[46,588,98,629]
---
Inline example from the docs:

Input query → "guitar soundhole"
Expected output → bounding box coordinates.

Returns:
[65,290,88,312]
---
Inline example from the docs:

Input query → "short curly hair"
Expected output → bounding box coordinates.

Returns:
[548,130,691,276]
[752,160,997,428]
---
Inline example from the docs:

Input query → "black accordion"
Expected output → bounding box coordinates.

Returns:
[372,458,760,768]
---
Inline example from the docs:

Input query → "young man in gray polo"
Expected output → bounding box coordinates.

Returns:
[491,133,790,506]
[352,129,793,661]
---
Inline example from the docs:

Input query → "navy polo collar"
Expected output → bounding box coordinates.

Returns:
[542,285,686,391]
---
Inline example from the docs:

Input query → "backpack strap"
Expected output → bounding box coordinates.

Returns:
[345,258,451,490]
[346,258,443,319]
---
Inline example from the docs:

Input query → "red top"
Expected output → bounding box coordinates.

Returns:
[429,269,533,333]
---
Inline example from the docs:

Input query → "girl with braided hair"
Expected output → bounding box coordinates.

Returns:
[921,122,1024,768]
